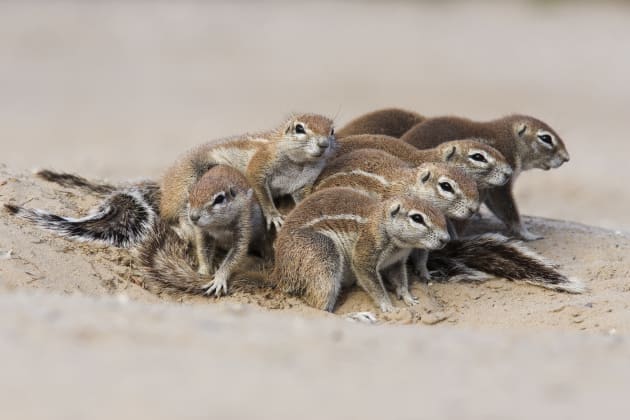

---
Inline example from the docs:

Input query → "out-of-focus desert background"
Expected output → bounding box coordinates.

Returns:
[1,1,629,229]
[1,2,630,420]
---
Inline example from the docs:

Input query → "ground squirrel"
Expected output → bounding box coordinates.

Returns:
[6,166,270,297]
[271,187,449,312]
[401,114,570,240]
[160,114,335,231]
[159,114,334,279]
[180,165,269,296]
[313,149,480,280]
[337,135,513,189]
[337,108,425,138]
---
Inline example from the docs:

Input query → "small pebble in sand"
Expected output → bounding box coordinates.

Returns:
[0,249,13,260]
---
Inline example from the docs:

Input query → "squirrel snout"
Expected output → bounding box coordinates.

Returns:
[317,137,330,149]
[189,210,201,223]
[438,232,450,247]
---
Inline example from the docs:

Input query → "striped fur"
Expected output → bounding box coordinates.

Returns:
[5,183,159,248]
[427,233,585,293]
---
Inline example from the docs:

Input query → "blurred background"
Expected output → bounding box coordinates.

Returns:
[1,1,629,230]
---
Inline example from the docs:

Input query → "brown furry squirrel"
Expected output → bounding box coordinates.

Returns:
[5,166,271,297]
[400,114,570,240]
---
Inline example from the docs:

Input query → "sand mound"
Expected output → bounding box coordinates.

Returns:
[2,164,629,331]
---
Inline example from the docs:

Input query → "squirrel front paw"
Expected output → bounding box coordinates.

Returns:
[202,272,229,297]
[265,212,284,231]
[399,289,420,307]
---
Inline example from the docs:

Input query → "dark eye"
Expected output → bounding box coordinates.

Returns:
[538,134,553,146]
[439,182,454,193]
[470,153,487,163]
[295,124,306,134]
[410,214,425,225]
[212,194,225,206]
[330,128,335,137]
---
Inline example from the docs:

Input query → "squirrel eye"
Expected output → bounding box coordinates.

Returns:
[410,214,425,225]
[330,128,335,136]
[295,124,306,134]
[212,194,225,206]
[470,153,487,163]
[538,134,553,146]
[439,182,454,193]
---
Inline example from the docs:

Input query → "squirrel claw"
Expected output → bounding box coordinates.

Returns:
[266,214,284,231]
[514,227,543,241]
[402,293,420,307]
[202,275,228,297]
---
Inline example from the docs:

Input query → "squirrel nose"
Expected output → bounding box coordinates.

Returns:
[189,211,200,223]
[560,151,570,163]
[318,137,330,148]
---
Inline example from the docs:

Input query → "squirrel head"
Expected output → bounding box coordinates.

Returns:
[413,163,480,220]
[187,165,254,229]
[382,195,449,251]
[508,115,570,171]
[278,114,337,163]
[436,140,512,187]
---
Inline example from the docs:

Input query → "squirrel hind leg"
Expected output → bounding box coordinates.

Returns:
[274,230,343,312]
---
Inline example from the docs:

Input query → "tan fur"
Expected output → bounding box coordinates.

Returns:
[337,135,513,188]
[179,165,270,296]
[313,149,480,282]
[161,113,336,231]
[271,187,449,312]
[337,108,425,138]
[401,114,570,240]
[314,149,480,221]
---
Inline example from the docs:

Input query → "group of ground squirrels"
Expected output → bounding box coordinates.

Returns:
[5,107,584,321]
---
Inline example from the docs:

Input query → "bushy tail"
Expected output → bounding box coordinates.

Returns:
[4,186,158,248]
[36,169,118,195]
[135,222,271,296]
[35,169,162,210]
[427,233,585,293]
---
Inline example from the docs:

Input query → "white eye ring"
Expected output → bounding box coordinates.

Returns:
[438,179,456,195]
[537,130,555,148]
[409,212,426,226]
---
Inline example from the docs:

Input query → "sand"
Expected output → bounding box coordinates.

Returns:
[1,1,630,419]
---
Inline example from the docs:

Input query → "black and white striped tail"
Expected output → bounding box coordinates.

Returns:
[428,233,585,293]
[35,169,117,195]
[4,188,157,248]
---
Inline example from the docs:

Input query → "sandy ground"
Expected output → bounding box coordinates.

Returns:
[1,1,630,419]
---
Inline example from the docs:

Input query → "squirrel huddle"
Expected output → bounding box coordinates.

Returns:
[5,109,582,318]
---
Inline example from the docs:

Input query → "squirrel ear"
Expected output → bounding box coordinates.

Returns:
[443,146,457,161]
[389,202,401,218]
[515,122,528,138]
[419,169,431,183]
[229,187,237,198]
